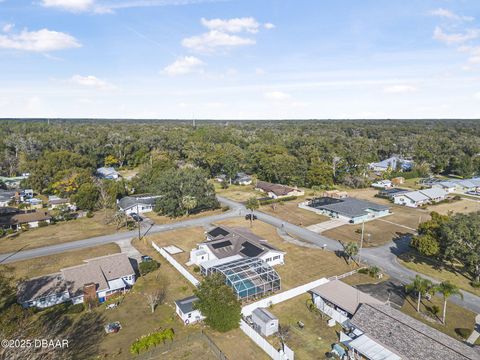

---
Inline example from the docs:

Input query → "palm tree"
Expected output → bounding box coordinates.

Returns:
[343,242,359,264]
[405,275,434,313]
[435,281,463,324]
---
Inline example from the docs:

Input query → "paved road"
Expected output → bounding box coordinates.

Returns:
[1,195,479,314]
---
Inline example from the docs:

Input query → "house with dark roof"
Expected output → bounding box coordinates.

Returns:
[0,208,51,230]
[255,181,304,199]
[345,303,479,360]
[117,194,161,215]
[300,197,391,224]
[17,253,136,308]
[377,188,410,200]
[189,226,285,268]
[174,295,204,325]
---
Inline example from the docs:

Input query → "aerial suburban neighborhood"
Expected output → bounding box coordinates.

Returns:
[1,1,480,360]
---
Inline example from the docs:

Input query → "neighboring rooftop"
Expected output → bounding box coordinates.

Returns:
[351,303,479,360]
[174,295,199,314]
[118,194,160,210]
[310,280,382,315]
[308,197,390,218]
[255,181,296,197]
[17,273,67,303]
[370,156,414,171]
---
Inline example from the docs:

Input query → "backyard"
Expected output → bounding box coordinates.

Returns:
[145,208,224,225]
[268,293,340,359]
[216,218,361,289]
[0,211,122,254]
[259,199,330,227]
[213,182,263,202]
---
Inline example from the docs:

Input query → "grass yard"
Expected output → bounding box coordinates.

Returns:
[0,211,122,254]
[425,198,480,215]
[260,200,330,227]
[213,182,264,202]
[398,251,480,297]
[206,329,269,360]
[341,272,390,286]
[268,293,341,359]
[401,293,477,341]
[146,208,224,225]
[216,218,360,289]
[0,243,121,280]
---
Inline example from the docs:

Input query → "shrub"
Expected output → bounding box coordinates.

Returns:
[358,268,369,274]
[259,196,298,205]
[221,206,229,212]
[67,303,84,314]
[6,229,14,235]
[130,328,175,354]
[0,229,4,237]
[455,328,471,339]
[86,211,94,218]
[139,260,159,276]
[38,220,49,228]
[193,266,200,273]
[427,304,440,316]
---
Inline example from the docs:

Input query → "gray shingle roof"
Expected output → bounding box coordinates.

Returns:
[351,303,479,360]
[309,197,390,218]
[252,307,277,323]
[118,194,159,211]
[174,295,199,314]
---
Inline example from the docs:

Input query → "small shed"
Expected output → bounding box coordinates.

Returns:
[174,295,204,325]
[252,307,278,337]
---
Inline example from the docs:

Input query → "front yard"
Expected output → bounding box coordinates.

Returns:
[259,200,330,227]
[0,211,122,254]
[213,183,264,202]
[1,243,121,279]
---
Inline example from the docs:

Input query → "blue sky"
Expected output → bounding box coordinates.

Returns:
[1,0,480,119]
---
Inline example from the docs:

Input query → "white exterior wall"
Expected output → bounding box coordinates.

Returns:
[312,293,349,325]
[153,243,201,286]
[125,204,154,215]
[122,274,136,286]
[394,195,420,207]
[175,305,204,325]
[260,252,284,266]
[71,295,84,305]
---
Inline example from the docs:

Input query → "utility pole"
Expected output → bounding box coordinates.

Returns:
[136,203,141,240]
[359,220,365,265]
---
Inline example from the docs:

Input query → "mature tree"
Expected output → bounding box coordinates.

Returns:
[410,234,440,256]
[435,281,463,324]
[405,275,434,312]
[194,273,241,332]
[72,183,100,211]
[306,161,334,188]
[245,196,260,227]
[276,325,291,352]
[104,154,120,167]
[343,242,359,264]
[144,289,166,313]
[151,168,219,217]
[181,195,197,216]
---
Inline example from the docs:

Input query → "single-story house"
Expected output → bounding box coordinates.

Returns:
[451,178,480,193]
[174,295,204,325]
[371,180,392,189]
[117,194,161,215]
[343,303,479,360]
[301,197,391,224]
[48,196,75,210]
[255,181,304,199]
[96,167,120,180]
[369,156,414,172]
[377,188,410,200]
[25,198,43,209]
[251,307,279,337]
[18,253,136,308]
[432,181,458,193]
[12,210,51,229]
[309,280,382,326]
[233,172,253,185]
[190,226,285,268]
[323,190,348,199]
[393,188,448,208]
[0,175,29,189]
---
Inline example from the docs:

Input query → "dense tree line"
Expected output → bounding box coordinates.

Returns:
[0,119,479,193]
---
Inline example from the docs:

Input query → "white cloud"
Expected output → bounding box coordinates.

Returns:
[459,46,480,63]
[163,56,204,76]
[264,23,275,30]
[264,91,291,100]
[0,28,81,52]
[41,0,95,12]
[182,30,255,52]
[383,85,418,94]
[430,8,474,22]
[433,26,480,45]
[70,75,114,89]
[201,17,260,33]
[2,23,14,33]
[475,92,480,100]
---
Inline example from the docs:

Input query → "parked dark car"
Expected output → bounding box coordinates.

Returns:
[130,212,143,222]
[141,255,153,262]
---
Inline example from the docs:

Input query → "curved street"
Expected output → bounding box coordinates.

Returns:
[1,195,479,314]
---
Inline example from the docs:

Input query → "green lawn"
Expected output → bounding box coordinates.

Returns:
[398,251,480,297]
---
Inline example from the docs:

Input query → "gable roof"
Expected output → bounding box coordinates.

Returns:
[308,197,390,218]
[419,188,447,199]
[97,167,118,176]
[310,280,382,315]
[252,307,277,323]
[12,210,51,224]
[370,156,414,170]
[17,273,68,303]
[61,253,134,297]
[118,194,160,210]
[397,191,430,203]
[255,181,296,196]
[351,303,479,360]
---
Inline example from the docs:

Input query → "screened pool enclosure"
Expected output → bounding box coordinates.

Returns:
[204,258,281,300]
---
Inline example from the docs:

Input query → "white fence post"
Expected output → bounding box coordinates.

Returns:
[151,242,200,287]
